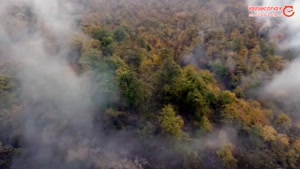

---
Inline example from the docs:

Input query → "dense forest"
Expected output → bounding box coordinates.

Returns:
[0,0,299,169]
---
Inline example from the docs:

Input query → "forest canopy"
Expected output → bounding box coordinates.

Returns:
[0,0,298,169]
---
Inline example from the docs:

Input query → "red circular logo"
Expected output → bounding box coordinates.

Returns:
[283,6,295,17]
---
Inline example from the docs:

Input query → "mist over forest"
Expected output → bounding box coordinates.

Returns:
[0,0,299,168]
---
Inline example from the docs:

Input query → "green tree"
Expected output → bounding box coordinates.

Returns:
[171,66,218,122]
[274,113,292,133]
[117,68,149,111]
[159,105,185,140]
[218,91,235,106]
[217,145,238,169]
[114,27,128,42]
[0,76,16,109]
[79,48,102,70]
[92,28,112,42]
[91,28,115,56]
[153,54,182,103]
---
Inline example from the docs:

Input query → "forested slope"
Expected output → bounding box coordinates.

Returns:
[0,0,299,169]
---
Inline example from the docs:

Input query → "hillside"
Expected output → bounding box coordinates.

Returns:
[0,0,299,169]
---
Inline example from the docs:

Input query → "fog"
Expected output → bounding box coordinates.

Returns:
[0,0,137,168]
[0,0,288,168]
